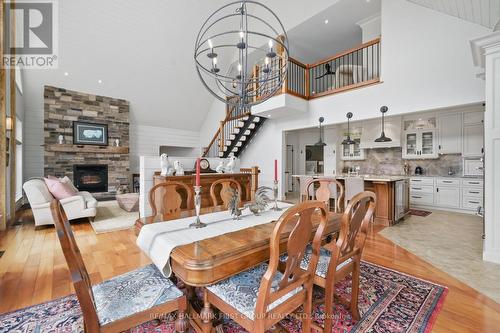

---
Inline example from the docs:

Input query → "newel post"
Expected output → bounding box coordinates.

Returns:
[219,121,224,154]
[250,166,259,201]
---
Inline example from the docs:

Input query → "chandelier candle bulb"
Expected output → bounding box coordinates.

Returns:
[263,57,270,73]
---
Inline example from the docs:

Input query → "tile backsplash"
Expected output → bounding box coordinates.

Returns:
[341,148,463,176]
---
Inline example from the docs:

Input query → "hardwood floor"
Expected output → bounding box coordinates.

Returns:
[0,210,499,332]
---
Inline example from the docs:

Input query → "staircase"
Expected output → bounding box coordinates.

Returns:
[219,115,266,158]
[203,108,266,158]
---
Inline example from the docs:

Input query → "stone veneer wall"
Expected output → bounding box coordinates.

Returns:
[44,86,130,193]
[341,148,463,176]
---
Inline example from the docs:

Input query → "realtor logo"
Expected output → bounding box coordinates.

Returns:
[3,0,58,69]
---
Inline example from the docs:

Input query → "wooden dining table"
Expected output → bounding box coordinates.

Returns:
[136,205,342,333]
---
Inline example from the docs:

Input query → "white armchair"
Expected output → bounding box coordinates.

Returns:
[23,179,98,227]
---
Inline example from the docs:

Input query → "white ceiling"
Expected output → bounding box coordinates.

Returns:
[287,0,381,64]
[408,0,500,29]
[22,0,337,131]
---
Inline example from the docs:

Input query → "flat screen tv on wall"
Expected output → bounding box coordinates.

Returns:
[73,121,108,146]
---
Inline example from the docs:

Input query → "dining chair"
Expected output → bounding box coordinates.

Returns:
[149,181,194,220]
[201,201,329,333]
[299,176,315,201]
[344,176,365,209]
[50,200,189,333]
[308,191,376,333]
[305,178,345,213]
[209,178,242,208]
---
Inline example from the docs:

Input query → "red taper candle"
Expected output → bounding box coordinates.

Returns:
[274,159,278,182]
[195,158,201,186]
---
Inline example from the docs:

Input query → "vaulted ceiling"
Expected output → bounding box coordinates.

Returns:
[22,0,338,131]
[407,0,500,29]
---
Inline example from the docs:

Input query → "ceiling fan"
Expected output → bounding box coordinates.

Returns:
[315,63,335,80]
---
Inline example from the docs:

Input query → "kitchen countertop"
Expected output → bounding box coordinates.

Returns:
[408,174,483,179]
[291,174,407,182]
[291,174,483,182]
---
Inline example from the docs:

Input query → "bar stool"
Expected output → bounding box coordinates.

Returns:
[344,176,364,209]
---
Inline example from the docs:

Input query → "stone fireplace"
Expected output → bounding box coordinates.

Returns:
[73,165,108,193]
[44,86,130,196]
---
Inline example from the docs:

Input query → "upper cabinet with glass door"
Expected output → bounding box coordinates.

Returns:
[402,116,438,159]
[340,127,365,161]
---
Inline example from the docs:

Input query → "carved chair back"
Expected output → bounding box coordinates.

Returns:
[50,200,101,331]
[254,201,328,321]
[305,178,345,212]
[209,179,242,208]
[328,191,375,273]
[149,181,194,219]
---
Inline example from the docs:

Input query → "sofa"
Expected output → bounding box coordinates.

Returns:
[23,178,98,227]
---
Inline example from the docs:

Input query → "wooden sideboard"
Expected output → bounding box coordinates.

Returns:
[152,167,259,209]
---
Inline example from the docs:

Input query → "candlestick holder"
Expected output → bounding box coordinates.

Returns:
[189,186,207,228]
[272,180,281,211]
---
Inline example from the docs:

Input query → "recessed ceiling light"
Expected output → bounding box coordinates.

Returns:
[267,114,271,117]
[324,19,329,24]
[64,72,69,76]
[98,80,102,84]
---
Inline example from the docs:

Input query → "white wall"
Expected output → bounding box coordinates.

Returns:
[199,99,226,149]
[130,124,200,173]
[238,0,490,197]
[357,14,381,43]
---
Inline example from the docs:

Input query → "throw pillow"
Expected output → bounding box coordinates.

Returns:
[44,177,77,200]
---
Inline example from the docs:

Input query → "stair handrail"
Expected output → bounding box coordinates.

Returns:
[202,99,251,157]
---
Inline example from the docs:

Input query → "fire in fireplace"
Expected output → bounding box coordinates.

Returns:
[73,164,108,192]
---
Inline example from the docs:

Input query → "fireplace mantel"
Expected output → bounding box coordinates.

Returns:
[45,144,129,154]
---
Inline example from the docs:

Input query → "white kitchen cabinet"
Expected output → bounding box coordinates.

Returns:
[410,193,434,206]
[463,123,484,157]
[438,113,462,154]
[403,129,438,159]
[461,178,483,211]
[435,185,460,208]
[409,176,483,213]
[410,177,435,206]
[340,138,365,161]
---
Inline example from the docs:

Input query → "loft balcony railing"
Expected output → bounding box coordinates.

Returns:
[203,38,381,157]
[257,37,381,100]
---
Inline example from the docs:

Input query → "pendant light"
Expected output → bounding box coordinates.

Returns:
[315,117,327,146]
[342,112,356,145]
[375,106,392,142]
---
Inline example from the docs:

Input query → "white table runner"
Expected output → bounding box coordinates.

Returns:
[136,202,293,277]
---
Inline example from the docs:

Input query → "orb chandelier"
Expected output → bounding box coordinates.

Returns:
[194,0,289,110]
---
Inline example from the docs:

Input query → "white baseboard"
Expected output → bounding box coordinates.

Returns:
[483,250,500,264]
[410,204,477,215]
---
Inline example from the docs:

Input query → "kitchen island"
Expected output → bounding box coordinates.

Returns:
[292,174,410,226]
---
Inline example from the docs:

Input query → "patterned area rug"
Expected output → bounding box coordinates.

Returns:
[409,209,433,217]
[0,261,447,333]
